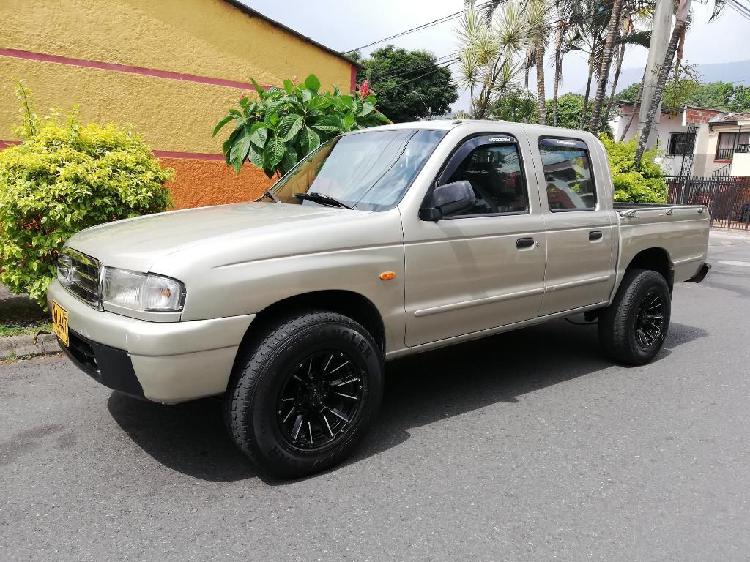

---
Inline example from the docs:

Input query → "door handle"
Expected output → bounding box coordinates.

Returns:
[516,237,535,249]
[589,230,603,241]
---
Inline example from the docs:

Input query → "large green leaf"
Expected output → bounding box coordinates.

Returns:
[298,126,321,155]
[246,143,264,168]
[304,74,321,92]
[212,114,235,137]
[264,135,286,169]
[283,79,294,94]
[280,146,298,174]
[229,135,252,172]
[248,123,268,149]
[277,114,304,142]
[359,102,375,117]
[341,113,356,131]
[311,114,342,133]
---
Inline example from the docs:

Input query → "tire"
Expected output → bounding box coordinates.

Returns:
[225,310,384,479]
[598,269,671,366]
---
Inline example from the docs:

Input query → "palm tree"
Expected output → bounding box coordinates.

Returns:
[457,0,526,118]
[527,0,550,124]
[589,0,625,132]
[634,0,691,166]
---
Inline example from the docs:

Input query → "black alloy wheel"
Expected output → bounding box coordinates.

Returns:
[276,350,365,451]
[634,290,667,350]
[225,310,383,478]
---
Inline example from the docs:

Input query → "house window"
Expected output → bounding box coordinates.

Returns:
[716,131,750,160]
[668,132,695,156]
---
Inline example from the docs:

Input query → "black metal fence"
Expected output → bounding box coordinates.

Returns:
[666,176,750,229]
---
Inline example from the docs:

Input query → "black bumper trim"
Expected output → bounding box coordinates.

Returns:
[687,262,711,283]
[60,329,144,398]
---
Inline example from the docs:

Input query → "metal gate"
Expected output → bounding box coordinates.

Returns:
[666,176,750,229]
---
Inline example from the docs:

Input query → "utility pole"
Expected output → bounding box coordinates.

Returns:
[637,0,673,148]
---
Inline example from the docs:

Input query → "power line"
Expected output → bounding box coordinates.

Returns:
[727,0,750,20]
[344,1,492,53]
[372,51,459,81]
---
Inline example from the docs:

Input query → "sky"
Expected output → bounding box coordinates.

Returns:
[242,0,750,112]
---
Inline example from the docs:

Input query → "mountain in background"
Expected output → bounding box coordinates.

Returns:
[611,59,750,94]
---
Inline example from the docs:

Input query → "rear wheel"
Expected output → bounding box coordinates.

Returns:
[225,311,383,479]
[598,269,671,366]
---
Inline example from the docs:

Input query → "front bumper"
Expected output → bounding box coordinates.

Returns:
[48,280,255,403]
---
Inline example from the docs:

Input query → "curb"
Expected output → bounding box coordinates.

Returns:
[0,333,61,360]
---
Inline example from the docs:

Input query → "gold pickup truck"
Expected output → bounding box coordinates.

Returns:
[48,120,710,478]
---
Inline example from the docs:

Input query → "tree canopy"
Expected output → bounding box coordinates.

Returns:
[619,79,750,113]
[357,46,459,122]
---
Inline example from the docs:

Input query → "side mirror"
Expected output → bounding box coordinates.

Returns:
[419,180,476,221]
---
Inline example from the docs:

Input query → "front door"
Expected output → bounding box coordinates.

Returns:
[403,134,547,347]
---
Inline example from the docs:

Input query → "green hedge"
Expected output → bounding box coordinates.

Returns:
[0,85,173,307]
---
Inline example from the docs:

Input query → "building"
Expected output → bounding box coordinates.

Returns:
[0,0,357,208]
[611,103,750,178]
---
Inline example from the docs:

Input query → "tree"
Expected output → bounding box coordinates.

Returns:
[214,75,388,178]
[357,46,458,122]
[547,93,612,131]
[490,87,538,122]
[635,0,690,166]
[526,0,550,124]
[458,0,527,118]
[589,0,625,132]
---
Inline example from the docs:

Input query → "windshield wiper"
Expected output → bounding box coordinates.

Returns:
[294,192,352,209]
[260,189,279,203]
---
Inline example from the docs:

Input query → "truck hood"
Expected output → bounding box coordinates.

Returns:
[67,202,369,273]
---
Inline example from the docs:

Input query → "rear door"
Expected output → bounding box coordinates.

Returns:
[402,133,547,347]
[533,136,617,314]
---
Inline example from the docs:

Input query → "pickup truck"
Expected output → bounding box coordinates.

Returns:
[48,120,711,478]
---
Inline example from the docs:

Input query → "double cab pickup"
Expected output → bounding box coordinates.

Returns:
[49,120,711,477]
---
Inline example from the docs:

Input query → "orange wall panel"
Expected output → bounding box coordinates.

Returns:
[161,157,273,209]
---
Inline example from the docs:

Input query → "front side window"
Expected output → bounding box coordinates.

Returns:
[441,141,529,217]
[539,137,596,211]
[272,128,446,211]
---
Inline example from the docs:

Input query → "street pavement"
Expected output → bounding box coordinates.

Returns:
[2,230,749,561]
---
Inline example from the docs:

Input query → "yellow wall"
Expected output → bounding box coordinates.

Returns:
[0,0,354,208]
[0,0,353,93]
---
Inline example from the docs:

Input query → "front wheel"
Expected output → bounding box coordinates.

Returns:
[225,311,384,479]
[598,269,671,366]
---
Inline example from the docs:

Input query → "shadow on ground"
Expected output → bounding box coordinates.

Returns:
[107,319,707,483]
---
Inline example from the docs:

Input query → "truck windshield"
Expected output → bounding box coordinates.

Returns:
[271,128,446,211]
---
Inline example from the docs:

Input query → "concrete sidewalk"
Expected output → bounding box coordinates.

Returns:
[0,284,58,360]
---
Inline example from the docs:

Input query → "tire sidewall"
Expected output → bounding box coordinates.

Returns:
[624,272,671,363]
[239,316,383,477]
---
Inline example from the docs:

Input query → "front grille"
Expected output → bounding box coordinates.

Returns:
[58,248,101,307]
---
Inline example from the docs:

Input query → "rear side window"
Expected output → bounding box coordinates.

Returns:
[443,141,529,217]
[539,137,596,211]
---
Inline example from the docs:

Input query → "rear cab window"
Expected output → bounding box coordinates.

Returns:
[538,137,597,211]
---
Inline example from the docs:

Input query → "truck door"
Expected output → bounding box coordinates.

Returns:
[402,134,547,347]
[534,136,617,315]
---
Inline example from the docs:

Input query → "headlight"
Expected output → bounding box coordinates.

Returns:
[102,267,185,312]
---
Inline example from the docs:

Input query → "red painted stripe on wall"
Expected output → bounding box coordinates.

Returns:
[0,139,224,160]
[153,150,225,161]
[0,48,271,91]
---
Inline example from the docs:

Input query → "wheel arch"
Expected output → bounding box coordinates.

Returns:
[236,290,386,358]
[624,247,674,290]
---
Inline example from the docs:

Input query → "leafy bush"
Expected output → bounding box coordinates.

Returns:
[600,134,667,203]
[214,74,389,178]
[0,85,173,307]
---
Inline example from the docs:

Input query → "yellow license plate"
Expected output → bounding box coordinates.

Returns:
[51,301,69,347]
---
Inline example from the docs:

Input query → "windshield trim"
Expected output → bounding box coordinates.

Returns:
[269,128,448,211]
